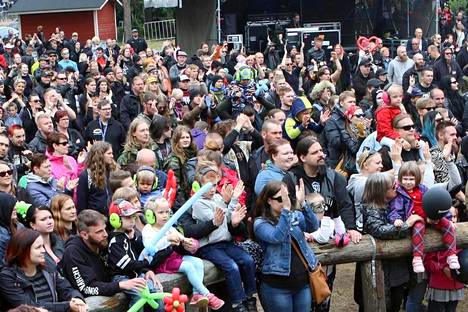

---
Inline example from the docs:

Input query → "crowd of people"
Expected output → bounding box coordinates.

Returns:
[0,6,467,312]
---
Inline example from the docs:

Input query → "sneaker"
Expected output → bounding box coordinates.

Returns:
[189,294,209,307]
[232,303,249,312]
[447,254,460,270]
[412,256,425,273]
[207,293,225,310]
[244,296,258,312]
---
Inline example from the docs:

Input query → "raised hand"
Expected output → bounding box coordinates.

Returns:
[213,207,225,226]
[231,204,247,227]
[232,180,245,200]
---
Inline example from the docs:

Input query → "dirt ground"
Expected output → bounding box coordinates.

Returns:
[330,263,468,312]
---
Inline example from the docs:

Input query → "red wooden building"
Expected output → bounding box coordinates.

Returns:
[9,0,121,41]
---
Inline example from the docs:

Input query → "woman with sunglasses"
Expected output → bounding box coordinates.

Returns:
[0,193,20,262]
[253,180,318,312]
[0,228,87,312]
[46,132,85,188]
[0,160,30,202]
[433,47,462,87]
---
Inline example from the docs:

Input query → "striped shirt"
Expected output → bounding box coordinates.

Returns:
[28,270,53,303]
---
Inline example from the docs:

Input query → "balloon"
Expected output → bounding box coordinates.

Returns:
[452,249,468,284]
[163,170,177,208]
[163,288,188,312]
[127,287,171,312]
[138,182,214,261]
[422,187,452,220]
[356,35,382,53]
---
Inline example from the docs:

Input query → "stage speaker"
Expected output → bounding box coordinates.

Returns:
[224,14,238,35]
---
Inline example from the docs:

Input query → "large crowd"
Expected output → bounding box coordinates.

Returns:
[0,5,467,312]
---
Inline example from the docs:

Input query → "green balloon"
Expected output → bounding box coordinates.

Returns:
[127,287,172,312]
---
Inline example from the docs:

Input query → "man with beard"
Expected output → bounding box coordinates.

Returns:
[402,53,425,94]
[137,92,158,124]
[28,112,54,153]
[7,125,32,179]
[60,210,148,301]
[378,113,424,171]
[431,121,460,183]
[388,45,414,85]
[283,136,359,312]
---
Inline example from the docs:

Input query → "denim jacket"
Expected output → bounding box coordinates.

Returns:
[254,206,319,276]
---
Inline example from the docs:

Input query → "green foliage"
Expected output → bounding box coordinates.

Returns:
[449,0,468,12]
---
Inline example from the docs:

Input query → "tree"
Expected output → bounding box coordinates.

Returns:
[123,0,132,42]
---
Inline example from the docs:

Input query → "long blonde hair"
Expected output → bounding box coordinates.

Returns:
[171,125,197,164]
[123,117,155,151]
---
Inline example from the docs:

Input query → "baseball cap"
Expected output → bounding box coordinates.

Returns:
[367,78,382,88]
[109,199,142,217]
[176,50,188,58]
[359,58,372,67]
[147,76,158,84]
[376,68,388,76]
[410,87,424,98]
[132,28,138,33]
[179,74,190,81]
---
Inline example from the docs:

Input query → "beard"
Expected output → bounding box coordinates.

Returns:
[89,236,108,250]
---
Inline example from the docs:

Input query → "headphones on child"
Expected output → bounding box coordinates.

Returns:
[144,197,174,225]
[109,199,124,229]
[133,166,159,191]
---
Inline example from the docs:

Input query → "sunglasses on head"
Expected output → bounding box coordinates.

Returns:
[0,169,13,177]
[271,196,283,203]
[398,124,415,131]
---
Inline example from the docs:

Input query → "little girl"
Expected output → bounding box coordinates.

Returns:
[424,250,465,312]
[142,196,224,310]
[192,161,258,312]
[387,161,459,273]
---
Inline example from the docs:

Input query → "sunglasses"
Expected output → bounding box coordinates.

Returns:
[57,141,69,146]
[31,99,41,103]
[435,118,443,123]
[361,149,378,164]
[445,52,453,55]
[450,80,458,84]
[271,196,283,203]
[0,169,13,177]
[57,77,67,80]
[398,124,415,131]
[354,113,365,118]
[424,106,436,111]
[286,63,293,66]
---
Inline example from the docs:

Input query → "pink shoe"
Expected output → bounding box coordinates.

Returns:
[189,294,209,307]
[207,293,225,310]
[447,254,460,270]
[412,256,425,273]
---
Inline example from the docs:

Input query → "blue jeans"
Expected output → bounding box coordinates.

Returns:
[260,282,312,312]
[178,255,209,295]
[197,241,257,304]
[112,274,163,312]
[406,279,428,312]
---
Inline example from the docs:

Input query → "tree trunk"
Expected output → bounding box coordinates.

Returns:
[123,0,132,42]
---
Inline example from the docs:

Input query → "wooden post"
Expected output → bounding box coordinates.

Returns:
[360,260,386,312]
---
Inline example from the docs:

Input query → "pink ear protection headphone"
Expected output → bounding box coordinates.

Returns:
[381,91,390,105]
[335,233,350,248]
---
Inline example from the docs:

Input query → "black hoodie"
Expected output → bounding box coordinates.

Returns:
[59,235,120,297]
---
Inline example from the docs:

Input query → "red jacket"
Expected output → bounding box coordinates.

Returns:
[424,250,464,290]
[375,104,401,141]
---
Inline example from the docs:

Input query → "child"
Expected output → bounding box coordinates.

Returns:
[424,250,465,311]
[387,161,459,273]
[304,193,346,244]
[4,102,22,127]
[375,84,406,142]
[192,161,258,312]
[107,199,163,311]
[142,196,225,310]
[134,166,166,206]
[112,186,145,232]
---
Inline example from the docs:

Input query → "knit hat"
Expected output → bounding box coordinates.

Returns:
[210,75,223,87]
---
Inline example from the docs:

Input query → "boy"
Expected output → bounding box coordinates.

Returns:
[107,199,164,311]
[134,166,166,207]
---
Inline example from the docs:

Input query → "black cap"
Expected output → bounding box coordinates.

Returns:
[376,68,388,76]
[367,78,382,88]
[359,58,372,67]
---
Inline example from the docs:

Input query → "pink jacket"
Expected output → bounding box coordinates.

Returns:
[46,151,84,184]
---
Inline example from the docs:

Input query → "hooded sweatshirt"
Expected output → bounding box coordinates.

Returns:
[388,56,414,85]
[346,173,368,232]
[0,193,17,262]
[284,96,323,146]
[59,235,120,297]
[254,162,287,195]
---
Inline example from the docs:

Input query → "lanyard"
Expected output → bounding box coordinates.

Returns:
[99,120,108,140]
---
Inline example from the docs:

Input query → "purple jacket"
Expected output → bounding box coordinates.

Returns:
[387,184,428,223]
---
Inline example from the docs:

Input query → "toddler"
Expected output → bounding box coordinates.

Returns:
[142,197,224,310]
[134,166,166,207]
[387,161,459,273]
